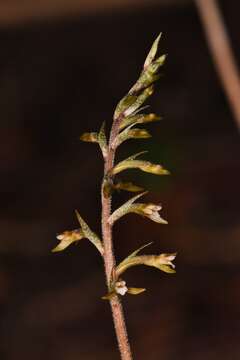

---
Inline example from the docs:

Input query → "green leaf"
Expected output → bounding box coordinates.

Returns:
[119,113,161,131]
[75,210,104,255]
[144,33,162,69]
[116,253,176,277]
[52,229,84,252]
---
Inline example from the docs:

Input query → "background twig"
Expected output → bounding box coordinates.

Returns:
[195,0,240,130]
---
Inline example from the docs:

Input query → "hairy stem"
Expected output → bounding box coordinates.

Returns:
[101,116,133,360]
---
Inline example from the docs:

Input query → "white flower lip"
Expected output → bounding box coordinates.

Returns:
[56,233,65,240]
[115,281,128,296]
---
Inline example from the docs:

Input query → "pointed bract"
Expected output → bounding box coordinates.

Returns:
[131,54,166,93]
[98,121,108,158]
[114,86,154,120]
[109,195,167,225]
[119,242,153,264]
[144,33,162,69]
[108,192,147,225]
[75,210,104,255]
[124,86,154,117]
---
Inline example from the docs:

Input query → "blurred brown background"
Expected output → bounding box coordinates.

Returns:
[0,0,240,359]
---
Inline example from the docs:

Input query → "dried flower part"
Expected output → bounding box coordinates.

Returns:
[52,229,84,252]
[116,253,177,277]
[103,177,114,198]
[132,203,168,224]
[119,113,161,131]
[80,122,107,158]
[75,210,104,255]
[80,132,98,142]
[114,181,144,193]
[114,85,154,120]
[141,253,177,273]
[112,126,151,149]
[127,287,146,295]
[143,33,162,69]
[110,151,168,176]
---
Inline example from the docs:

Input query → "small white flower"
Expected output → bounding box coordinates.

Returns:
[115,281,128,296]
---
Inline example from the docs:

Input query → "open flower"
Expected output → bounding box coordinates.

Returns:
[145,253,177,273]
[116,248,177,277]
[102,279,146,300]
[108,192,168,225]
[134,203,168,224]
[115,280,128,296]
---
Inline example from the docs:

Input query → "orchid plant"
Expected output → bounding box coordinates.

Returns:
[52,34,176,360]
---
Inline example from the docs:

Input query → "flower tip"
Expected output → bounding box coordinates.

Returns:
[162,218,168,225]
[56,234,64,240]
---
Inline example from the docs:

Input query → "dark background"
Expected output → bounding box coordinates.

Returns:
[0,0,240,359]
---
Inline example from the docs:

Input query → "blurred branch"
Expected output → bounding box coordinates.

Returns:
[195,0,240,130]
[0,0,190,26]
